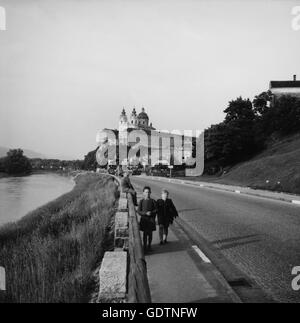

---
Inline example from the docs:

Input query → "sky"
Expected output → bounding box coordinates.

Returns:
[0,0,299,159]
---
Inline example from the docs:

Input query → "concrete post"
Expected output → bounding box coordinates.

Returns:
[114,212,129,250]
[0,266,6,302]
[98,251,127,302]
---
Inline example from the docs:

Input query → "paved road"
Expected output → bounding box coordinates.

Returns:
[132,176,300,303]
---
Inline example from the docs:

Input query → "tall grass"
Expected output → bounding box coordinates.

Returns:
[0,173,118,303]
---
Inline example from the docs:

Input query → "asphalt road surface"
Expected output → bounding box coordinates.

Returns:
[131,176,300,303]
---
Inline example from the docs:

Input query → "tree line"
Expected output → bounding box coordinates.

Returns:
[204,92,300,174]
[0,149,83,175]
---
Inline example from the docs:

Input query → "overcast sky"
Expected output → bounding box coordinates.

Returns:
[0,0,299,159]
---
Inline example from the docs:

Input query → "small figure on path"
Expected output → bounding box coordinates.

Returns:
[156,189,178,244]
[138,186,157,253]
[121,169,138,206]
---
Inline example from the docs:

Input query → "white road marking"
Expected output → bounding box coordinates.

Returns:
[192,245,211,263]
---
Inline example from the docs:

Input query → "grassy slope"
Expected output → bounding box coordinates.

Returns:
[0,173,118,303]
[206,134,300,194]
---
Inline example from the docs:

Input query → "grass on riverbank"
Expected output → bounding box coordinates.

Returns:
[0,173,118,303]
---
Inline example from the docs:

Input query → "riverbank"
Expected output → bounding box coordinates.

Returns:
[0,173,118,303]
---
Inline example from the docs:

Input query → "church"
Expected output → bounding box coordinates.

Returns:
[118,107,155,132]
[98,107,195,168]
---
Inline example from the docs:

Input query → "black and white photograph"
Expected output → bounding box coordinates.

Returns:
[1,0,300,311]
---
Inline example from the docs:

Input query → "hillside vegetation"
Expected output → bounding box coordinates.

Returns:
[209,134,300,194]
[0,173,118,303]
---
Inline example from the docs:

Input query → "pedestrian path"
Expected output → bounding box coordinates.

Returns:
[135,188,241,303]
[145,221,241,303]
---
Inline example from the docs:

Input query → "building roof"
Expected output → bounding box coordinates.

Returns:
[138,108,149,119]
[270,81,300,89]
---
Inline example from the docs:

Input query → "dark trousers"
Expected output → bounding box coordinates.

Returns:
[143,231,153,248]
[159,224,169,241]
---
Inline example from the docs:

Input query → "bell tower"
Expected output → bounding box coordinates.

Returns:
[119,108,128,131]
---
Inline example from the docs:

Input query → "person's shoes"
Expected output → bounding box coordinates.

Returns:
[148,246,153,252]
[163,239,168,244]
[159,241,164,245]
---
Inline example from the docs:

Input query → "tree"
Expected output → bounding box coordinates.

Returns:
[223,97,257,162]
[3,149,32,174]
[253,91,272,116]
[268,95,300,135]
[224,97,255,123]
[82,147,99,171]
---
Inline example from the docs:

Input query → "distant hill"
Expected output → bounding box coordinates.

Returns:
[214,133,300,194]
[0,146,47,159]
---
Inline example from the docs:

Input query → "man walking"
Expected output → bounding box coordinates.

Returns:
[156,189,178,244]
[138,186,157,252]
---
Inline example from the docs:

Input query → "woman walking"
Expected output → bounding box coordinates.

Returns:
[137,186,157,252]
[156,189,179,244]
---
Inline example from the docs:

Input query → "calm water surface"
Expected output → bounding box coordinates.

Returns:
[0,173,74,226]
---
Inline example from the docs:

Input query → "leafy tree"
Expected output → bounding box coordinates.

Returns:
[253,91,272,116]
[82,147,99,171]
[3,149,32,174]
[267,95,300,135]
[223,97,257,162]
[204,91,300,175]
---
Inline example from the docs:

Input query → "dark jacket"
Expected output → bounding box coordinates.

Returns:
[156,198,178,226]
[138,198,157,232]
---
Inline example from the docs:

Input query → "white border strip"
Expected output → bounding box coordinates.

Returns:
[192,245,211,263]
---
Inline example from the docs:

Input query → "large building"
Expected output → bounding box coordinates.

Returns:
[269,75,300,101]
[98,108,194,167]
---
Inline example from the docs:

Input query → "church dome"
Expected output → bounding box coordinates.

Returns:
[138,108,149,120]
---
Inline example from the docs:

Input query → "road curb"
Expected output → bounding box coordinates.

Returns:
[140,175,300,206]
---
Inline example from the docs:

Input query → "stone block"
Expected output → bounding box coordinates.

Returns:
[115,212,128,229]
[120,192,127,199]
[98,251,127,301]
[118,198,128,211]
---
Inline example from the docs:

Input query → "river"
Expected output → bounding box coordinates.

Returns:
[0,172,75,227]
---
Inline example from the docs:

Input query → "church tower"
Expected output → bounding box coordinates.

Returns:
[119,108,129,131]
[129,108,138,127]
